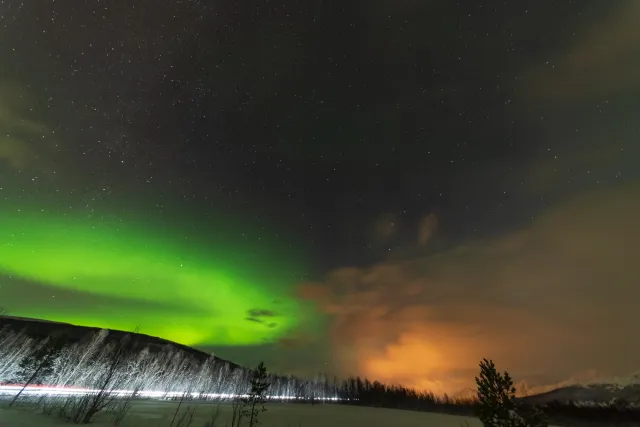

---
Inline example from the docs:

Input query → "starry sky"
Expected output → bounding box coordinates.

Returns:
[1,0,639,395]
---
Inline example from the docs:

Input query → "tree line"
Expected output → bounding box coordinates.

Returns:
[1,323,638,426]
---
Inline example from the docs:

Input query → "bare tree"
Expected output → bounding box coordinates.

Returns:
[230,396,244,427]
[9,334,64,407]
[170,390,189,427]
[174,401,198,427]
[230,374,251,427]
[203,403,222,427]
[0,329,33,381]
[61,333,134,424]
[53,329,109,389]
[108,383,141,427]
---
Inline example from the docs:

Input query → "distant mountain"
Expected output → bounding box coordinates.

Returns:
[0,315,241,370]
[523,383,640,406]
[455,383,640,406]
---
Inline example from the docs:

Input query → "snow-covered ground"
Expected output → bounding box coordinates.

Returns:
[0,400,491,427]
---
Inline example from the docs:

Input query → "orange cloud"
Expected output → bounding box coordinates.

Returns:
[300,182,640,395]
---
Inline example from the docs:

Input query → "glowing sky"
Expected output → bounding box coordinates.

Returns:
[1,0,640,396]
[0,209,307,346]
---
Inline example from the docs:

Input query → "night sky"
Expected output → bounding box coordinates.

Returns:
[1,1,639,395]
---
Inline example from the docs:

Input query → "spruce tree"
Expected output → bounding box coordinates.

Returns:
[242,362,270,427]
[476,358,517,426]
[475,358,547,427]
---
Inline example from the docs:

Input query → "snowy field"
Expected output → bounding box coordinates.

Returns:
[0,400,494,427]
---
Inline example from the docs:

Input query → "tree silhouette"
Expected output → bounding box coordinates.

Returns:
[475,358,547,427]
[476,358,517,426]
[242,361,270,427]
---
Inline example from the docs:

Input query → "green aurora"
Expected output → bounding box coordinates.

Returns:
[0,209,308,347]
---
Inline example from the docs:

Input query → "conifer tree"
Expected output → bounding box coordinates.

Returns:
[476,358,517,426]
[242,362,270,427]
[475,358,547,427]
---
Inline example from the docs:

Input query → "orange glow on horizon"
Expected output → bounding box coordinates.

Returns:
[358,330,475,396]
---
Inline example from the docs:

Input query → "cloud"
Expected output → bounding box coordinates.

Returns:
[523,1,640,102]
[0,137,32,169]
[372,213,398,242]
[0,82,55,170]
[245,308,280,328]
[418,213,438,246]
[525,143,629,194]
[248,309,278,318]
[299,182,640,395]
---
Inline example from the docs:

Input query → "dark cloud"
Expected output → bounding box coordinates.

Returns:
[0,82,56,170]
[522,1,640,102]
[245,309,281,328]
[248,309,278,318]
[418,213,438,246]
[372,213,399,243]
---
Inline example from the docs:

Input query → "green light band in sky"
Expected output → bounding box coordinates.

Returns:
[0,210,306,347]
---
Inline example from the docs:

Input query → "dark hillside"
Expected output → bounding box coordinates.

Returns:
[0,315,241,370]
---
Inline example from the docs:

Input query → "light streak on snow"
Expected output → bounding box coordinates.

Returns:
[0,385,342,401]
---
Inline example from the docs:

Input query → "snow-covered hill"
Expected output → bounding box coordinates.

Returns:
[524,383,640,406]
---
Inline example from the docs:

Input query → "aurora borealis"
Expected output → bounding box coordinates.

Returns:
[0,209,307,346]
[2,0,640,396]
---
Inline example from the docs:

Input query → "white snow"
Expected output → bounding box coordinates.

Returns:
[0,401,484,427]
[0,400,568,427]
